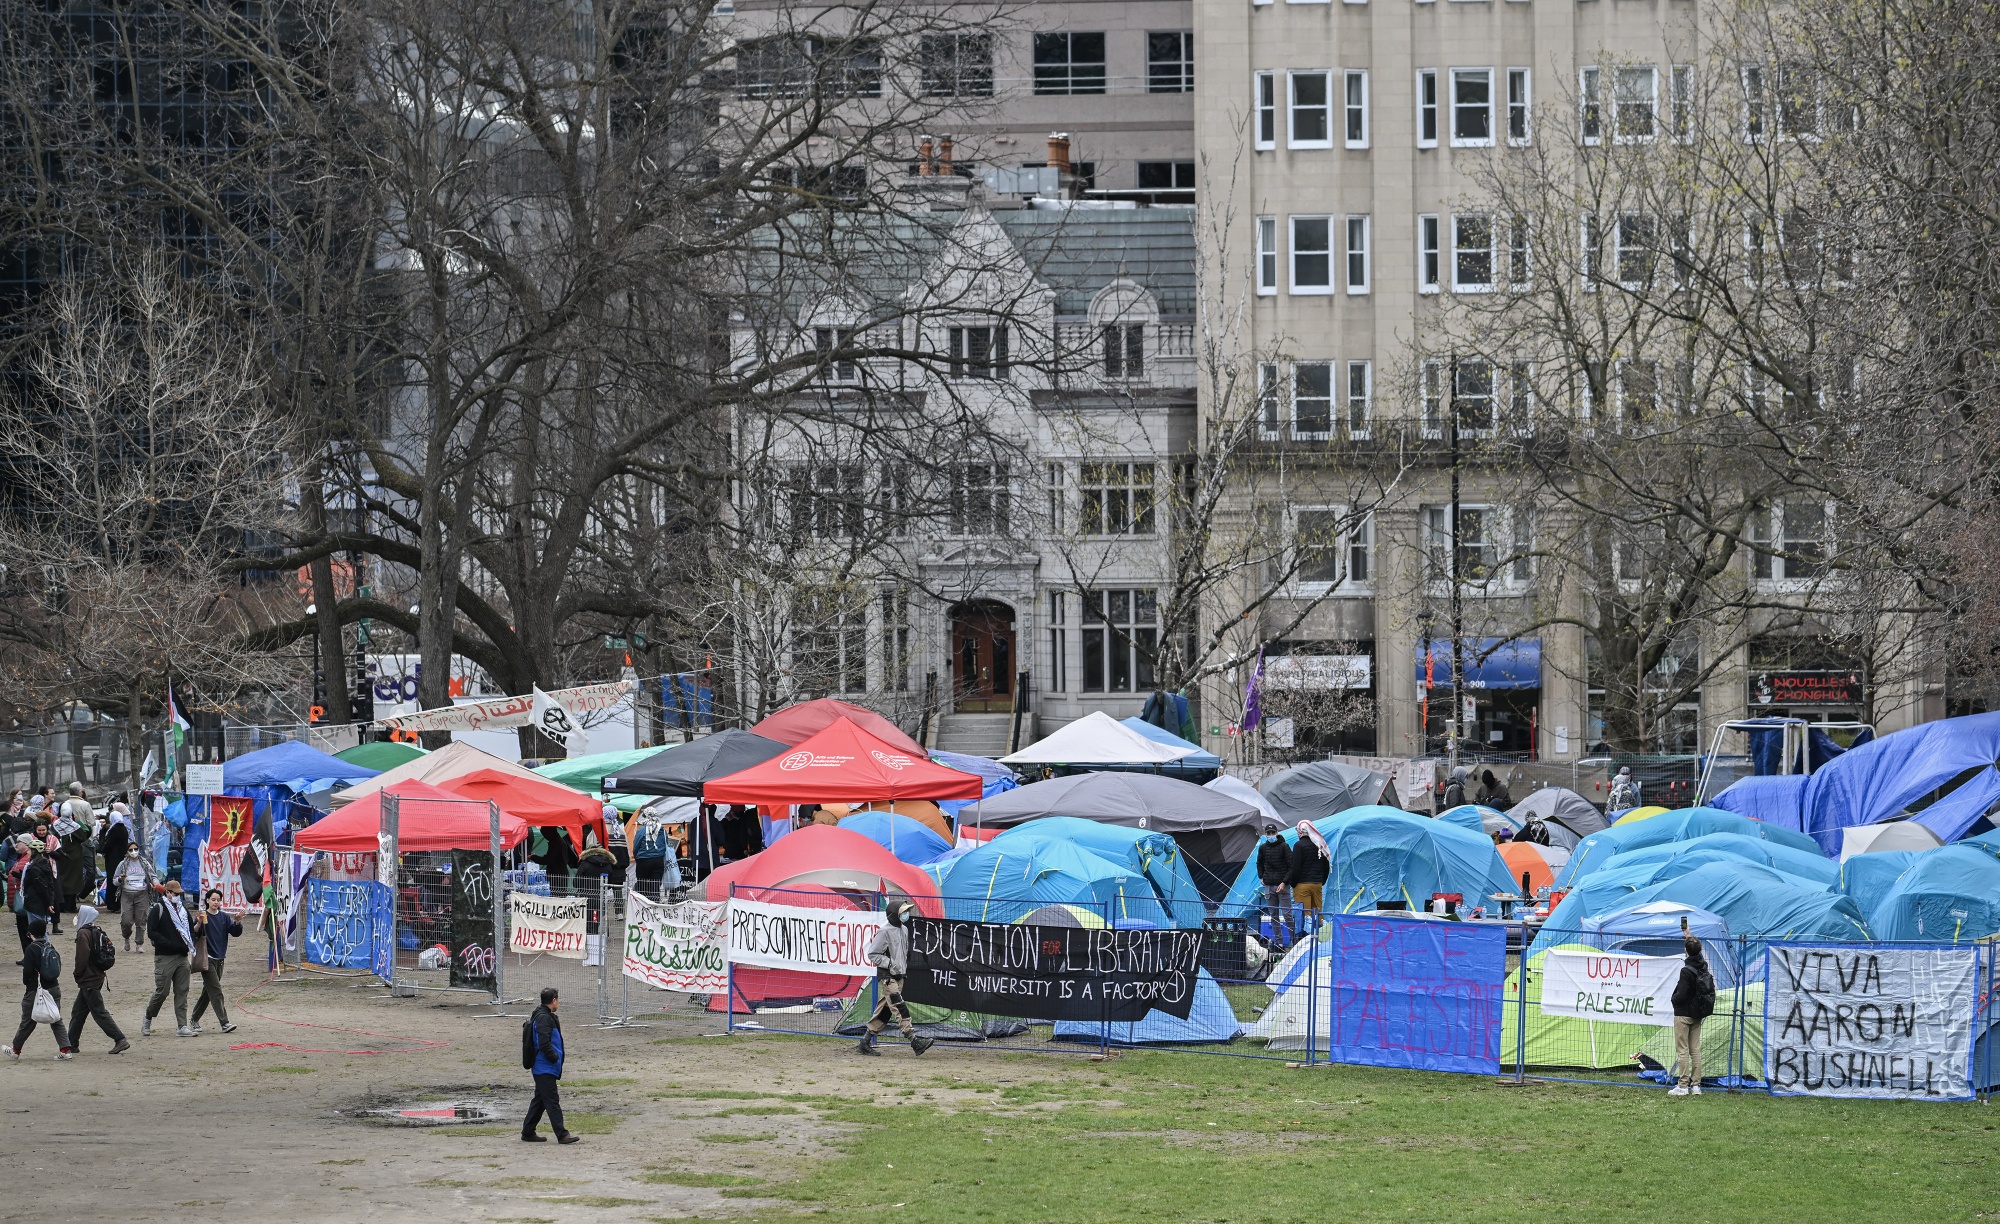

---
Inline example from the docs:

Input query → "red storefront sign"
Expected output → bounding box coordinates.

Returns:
[1753,670,1864,706]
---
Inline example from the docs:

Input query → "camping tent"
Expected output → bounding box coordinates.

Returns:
[832,810,954,865]
[751,698,926,756]
[1533,859,1871,955]
[702,718,982,805]
[929,751,1020,820]
[1800,711,2000,848]
[1837,850,1921,919]
[1216,806,1517,919]
[1504,787,1609,849]
[1582,900,1736,979]
[1839,820,1945,860]
[1114,717,1223,778]
[335,741,427,772]
[708,882,877,1013]
[938,834,1174,927]
[957,771,1265,863]
[1053,967,1243,1045]
[697,822,942,911]
[1205,775,1282,828]
[1590,832,1840,889]
[1868,845,2000,941]
[599,730,786,796]
[437,767,606,845]
[998,710,1196,767]
[293,780,529,852]
[989,816,1205,925]
[1259,761,1395,824]
[1499,840,1567,894]
[833,994,1030,1041]
[179,740,384,890]
[1613,805,1671,825]
[1556,807,1825,888]
[821,801,954,843]
[329,741,553,809]
[1437,804,1514,838]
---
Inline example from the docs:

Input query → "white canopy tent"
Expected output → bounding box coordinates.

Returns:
[998,710,1197,766]
[1839,820,1945,861]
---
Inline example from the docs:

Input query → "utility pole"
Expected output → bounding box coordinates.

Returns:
[1447,354,1464,776]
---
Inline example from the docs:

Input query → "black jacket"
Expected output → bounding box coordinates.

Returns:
[148,897,192,956]
[1254,837,1292,886]
[720,810,765,860]
[21,856,58,920]
[1671,951,1717,1020]
[196,909,242,963]
[20,937,58,990]
[1285,839,1330,887]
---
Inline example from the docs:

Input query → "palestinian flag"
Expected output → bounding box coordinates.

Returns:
[165,681,189,787]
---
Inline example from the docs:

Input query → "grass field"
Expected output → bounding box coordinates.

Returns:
[730,1047,1999,1224]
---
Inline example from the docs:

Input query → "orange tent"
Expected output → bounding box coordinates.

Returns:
[1499,841,1567,894]
[824,800,953,842]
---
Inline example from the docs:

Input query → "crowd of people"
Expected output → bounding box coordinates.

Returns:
[4,782,243,1059]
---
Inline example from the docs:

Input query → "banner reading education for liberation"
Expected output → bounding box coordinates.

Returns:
[725,896,885,975]
[1765,942,1979,1101]
[902,918,1206,1023]
[509,893,589,958]
[1539,949,1682,1027]
[623,894,728,993]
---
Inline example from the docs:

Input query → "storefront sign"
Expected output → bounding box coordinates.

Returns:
[1539,949,1682,1027]
[1765,943,1978,1100]
[508,893,589,958]
[724,896,885,975]
[624,894,728,993]
[1264,655,1372,690]
[902,918,1206,1023]
[1753,670,1863,706]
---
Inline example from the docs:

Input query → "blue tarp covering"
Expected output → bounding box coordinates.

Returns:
[1742,718,1872,776]
[1217,806,1517,919]
[939,834,1173,928]
[1910,766,2000,842]
[1868,846,2000,942]
[1052,968,1243,1045]
[836,811,954,866]
[1414,638,1540,690]
[1837,851,1922,919]
[1800,712,2000,852]
[931,751,1019,820]
[1555,807,1825,888]
[222,740,380,790]
[1710,775,1810,831]
[1118,716,1223,772]
[993,817,1204,925]
[1590,832,1840,889]
[1534,860,1871,955]
[1436,804,1507,836]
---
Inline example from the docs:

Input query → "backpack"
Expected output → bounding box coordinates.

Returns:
[88,925,116,973]
[34,941,60,988]
[521,1014,538,1070]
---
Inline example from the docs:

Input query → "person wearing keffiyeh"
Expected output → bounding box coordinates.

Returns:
[1285,821,1331,926]
[141,880,196,1037]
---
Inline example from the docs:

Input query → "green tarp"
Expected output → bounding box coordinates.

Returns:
[334,741,427,771]
[834,992,1031,1041]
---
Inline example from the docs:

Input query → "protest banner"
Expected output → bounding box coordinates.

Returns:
[623,894,728,993]
[1765,942,1979,1100]
[725,896,885,975]
[449,851,498,990]
[902,918,1206,1023]
[303,878,393,978]
[1539,949,1681,1027]
[198,843,259,915]
[509,893,588,958]
[324,851,377,882]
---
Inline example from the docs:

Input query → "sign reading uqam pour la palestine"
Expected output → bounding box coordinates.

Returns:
[1538,949,1683,1027]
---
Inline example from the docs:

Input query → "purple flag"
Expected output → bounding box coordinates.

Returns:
[1243,650,1266,731]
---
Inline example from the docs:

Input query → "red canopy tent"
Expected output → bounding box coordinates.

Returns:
[698,823,942,915]
[294,781,530,853]
[750,699,926,757]
[703,717,981,806]
[441,767,607,845]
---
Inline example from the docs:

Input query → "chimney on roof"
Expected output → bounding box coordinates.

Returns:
[938,137,954,177]
[917,135,935,176]
[1047,132,1071,173]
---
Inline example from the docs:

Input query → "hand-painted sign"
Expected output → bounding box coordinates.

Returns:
[623,894,728,993]
[508,893,588,958]
[1765,943,1978,1100]
[449,850,497,991]
[724,896,885,975]
[903,918,1206,1023]
[1539,949,1682,1027]
[303,878,392,978]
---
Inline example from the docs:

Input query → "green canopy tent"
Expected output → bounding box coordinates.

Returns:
[334,741,427,772]
[535,746,675,815]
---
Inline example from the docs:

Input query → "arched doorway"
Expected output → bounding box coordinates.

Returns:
[948,599,1016,713]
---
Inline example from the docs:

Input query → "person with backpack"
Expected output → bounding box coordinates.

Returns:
[1668,928,1716,1096]
[521,986,578,1144]
[112,845,155,951]
[1608,766,1642,812]
[1284,822,1331,927]
[69,904,128,1054]
[187,888,241,1034]
[141,879,196,1037]
[18,840,59,948]
[7,915,71,1060]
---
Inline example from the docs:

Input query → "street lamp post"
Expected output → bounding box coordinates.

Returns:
[1446,356,1465,776]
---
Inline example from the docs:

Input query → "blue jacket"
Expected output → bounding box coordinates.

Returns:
[531,1006,564,1078]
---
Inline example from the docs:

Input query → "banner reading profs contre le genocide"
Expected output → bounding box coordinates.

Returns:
[902,918,1205,1023]
[1765,942,1979,1101]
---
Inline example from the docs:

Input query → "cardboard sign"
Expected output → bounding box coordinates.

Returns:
[509,893,588,958]
[623,894,728,993]
[1765,943,1978,1100]
[724,896,885,975]
[1539,949,1682,1027]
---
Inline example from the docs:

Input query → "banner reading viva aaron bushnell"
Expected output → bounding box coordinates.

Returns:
[903,918,1205,1023]
[1765,942,1979,1101]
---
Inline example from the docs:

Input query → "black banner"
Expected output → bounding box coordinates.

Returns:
[449,850,497,992]
[902,918,1205,1023]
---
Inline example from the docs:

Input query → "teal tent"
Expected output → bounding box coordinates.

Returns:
[1053,968,1243,1045]
[940,836,1173,927]
[1217,805,1516,919]
[1869,845,2000,942]
[1556,807,1825,888]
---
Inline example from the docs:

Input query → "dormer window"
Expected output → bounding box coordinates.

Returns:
[815,327,858,381]
[1103,323,1143,377]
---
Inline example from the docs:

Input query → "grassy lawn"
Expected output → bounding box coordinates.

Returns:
[738,1049,1999,1224]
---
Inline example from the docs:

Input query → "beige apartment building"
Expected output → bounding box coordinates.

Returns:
[1189,0,1933,764]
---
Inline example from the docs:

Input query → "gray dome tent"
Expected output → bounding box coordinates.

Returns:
[1258,760,1396,825]
[1505,786,1610,850]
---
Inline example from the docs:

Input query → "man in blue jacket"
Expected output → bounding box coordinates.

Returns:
[523,987,579,1144]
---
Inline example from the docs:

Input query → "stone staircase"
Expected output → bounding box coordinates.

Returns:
[933,712,1025,757]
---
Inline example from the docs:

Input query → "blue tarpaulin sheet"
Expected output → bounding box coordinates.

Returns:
[1317,914,1507,1075]
[302,878,394,980]
[1711,774,1810,830]
[1802,713,2000,851]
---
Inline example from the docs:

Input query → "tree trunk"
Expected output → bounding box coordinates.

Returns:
[302,464,352,723]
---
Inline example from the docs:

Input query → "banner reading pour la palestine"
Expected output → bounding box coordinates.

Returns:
[902,918,1206,1023]
[624,894,728,993]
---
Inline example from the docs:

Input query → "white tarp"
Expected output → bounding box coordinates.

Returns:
[1539,949,1682,1027]
[509,893,589,958]
[1765,943,1979,1100]
[725,896,885,975]
[623,894,728,993]
[999,710,1195,765]
[379,678,634,734]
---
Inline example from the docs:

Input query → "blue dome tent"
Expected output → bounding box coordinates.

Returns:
[1580,901,1740,985]
[1053,967,1243,1045]
[1868,846,2000,942]
[1555,807,1824,889]
[179,741,381,891]
[992,817,1206,926]
[1532,859,1870,957]
[1836,850,1923,917]
[1437,804,1514,837]
[938,835,1173,927]
[836,810,954,866]
[1589,832,1840,889]
[1217,806,1516,919]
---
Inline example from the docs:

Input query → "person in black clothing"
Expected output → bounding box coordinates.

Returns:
[1476,769,1513,809]
[19,841,60,949]
[1253,825,1292,932]
[142,880,195,1037]
[719,806,764,863]
[1668,930,1716,1096]
[188,889,241,1034]
[523,986,579,1144]
[7,915,70,1060]
[1284,823,1330,925]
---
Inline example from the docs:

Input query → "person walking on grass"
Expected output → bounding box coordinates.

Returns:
[187,889,240,1035]
[1668,928,1716,1097]
[522,987,579,1144]
[855,899,931,1058]
[113,846,155,951]
[141,879,195,1037]
[69,905,128,1055]
[7,915,71,1061]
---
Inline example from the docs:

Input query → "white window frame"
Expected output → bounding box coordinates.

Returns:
[1255,215,1278,295]
[1449,67,1495,148]
[1254,71,1277,149]
[1741,64,1767,143]
[1292,505,1371,594]
[1418,213,1441,293]
[1258,361,1285,437]
[1417,69,1439,148]
[1580,212,1601,291]
[1286,0,1331,7]
[1451,212,1495,292]
[1291,362,1335,438]
[1288,70,1334,149]
[1579,66,1602,145]
[1344,70,1370,147]
[1345,359,1373,438]
[1506,68,1531,145]
[1344,215,1370,294]
[1289,215,1333,294]
[1615,213,1655,289]
[1614,64,1659,144]
[1421,502,1505,585]
[1752,498,1837,586]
